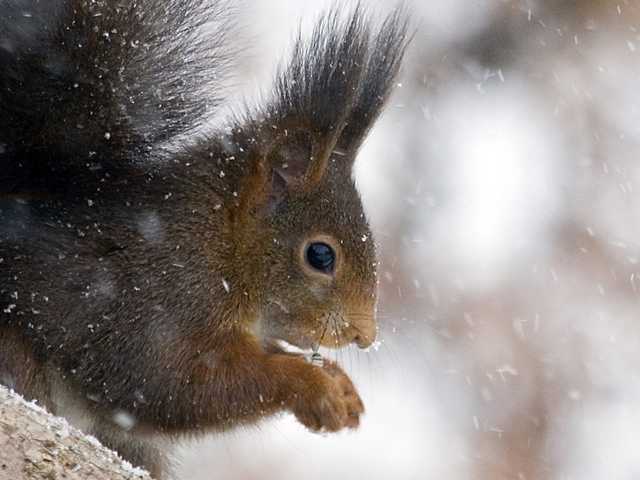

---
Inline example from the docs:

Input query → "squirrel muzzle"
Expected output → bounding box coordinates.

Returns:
[344,311,377,349]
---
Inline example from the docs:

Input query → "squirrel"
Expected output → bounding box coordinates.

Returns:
[0,0,409,477]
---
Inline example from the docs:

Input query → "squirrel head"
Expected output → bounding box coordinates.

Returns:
[229,124,379,351]
[257,128,378,350]
[219,7,408,351]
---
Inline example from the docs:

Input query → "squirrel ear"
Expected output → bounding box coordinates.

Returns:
[236,125,339,219]
[262,127,337,214]
[240,5,409,214]
[268,130,315,186]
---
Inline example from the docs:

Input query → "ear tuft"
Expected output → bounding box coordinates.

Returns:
[257,3,410,158]
[269,5,370,136]
[339,6,411,152]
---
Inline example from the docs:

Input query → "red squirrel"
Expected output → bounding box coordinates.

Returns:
[0,0,409,477]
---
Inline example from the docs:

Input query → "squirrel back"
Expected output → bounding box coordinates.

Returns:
[0,1,409,478]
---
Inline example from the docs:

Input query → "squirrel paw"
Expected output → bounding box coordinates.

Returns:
[292,361,364,432]
[323,361,365,429]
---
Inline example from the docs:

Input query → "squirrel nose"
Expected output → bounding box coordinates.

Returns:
[348,315,377,349]
[354,333,374,349]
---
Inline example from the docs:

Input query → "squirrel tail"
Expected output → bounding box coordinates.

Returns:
[0,0,234,167]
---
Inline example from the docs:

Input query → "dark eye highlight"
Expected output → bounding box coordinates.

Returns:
[305,242,336,274]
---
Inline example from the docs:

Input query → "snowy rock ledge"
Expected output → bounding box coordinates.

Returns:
[0,385,152,480]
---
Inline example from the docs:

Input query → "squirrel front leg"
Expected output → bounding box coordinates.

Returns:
[266,350,365,432]
[161,332,364,433]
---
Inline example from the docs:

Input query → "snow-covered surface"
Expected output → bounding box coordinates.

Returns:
[0,386,151,479]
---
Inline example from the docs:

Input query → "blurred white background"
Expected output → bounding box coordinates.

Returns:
[178,1,640,479]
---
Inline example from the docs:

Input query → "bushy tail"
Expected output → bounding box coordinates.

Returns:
[0,0,233,166]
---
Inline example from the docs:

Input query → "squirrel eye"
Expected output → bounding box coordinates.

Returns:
[305,242,335,274]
